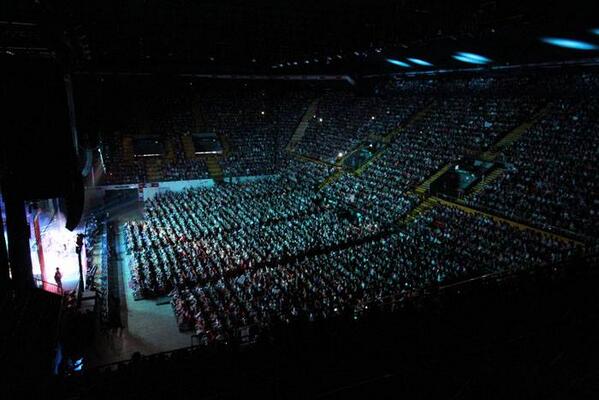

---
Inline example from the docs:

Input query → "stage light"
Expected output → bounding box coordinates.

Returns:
[452,52,492,64]
[541,37,599,50]
[371,116,375,120]
[407,57,433,66]
[73,358,84,372]
[260,111,265,115]
[456,52,491,63]
[591,28,599,36]
[386,58,411,67]
[318,118,323,122]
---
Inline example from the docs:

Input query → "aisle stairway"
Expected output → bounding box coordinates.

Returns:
[399,197,438,225]
[480,122,533,161]
[182,134,196,159]
[466,168,504,198]
[415,163,451,196]
[219,134,230,156]
[353,151,385,176]
[352,102,436,177]
[145,158,163,182]
[122,135,135,162]
[287,98,320,152]
[381,102,435,144]
[206,156,223,182]
[316,102,437,191]
[318,169,343,191]
[480,104,551,161]
[164,139,176,163]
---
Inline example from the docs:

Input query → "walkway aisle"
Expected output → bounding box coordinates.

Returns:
[88,220,192,368]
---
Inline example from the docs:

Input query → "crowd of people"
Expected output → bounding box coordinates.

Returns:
[198,87,313,176]
[89,71,599,343]
[295,91,426,162]
[468,98,599,238]
[126,179,578,342]
[99,84,315,183]
[101,131,147,184]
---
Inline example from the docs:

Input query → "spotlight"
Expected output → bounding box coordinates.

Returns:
[386,58,411,67]
[452,52,492,65]
[540,37,599,50]
[407,57,433,67]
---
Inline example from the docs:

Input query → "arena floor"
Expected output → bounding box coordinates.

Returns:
[88,218,191,368]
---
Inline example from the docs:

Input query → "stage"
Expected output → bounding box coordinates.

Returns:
[29,204,86,293]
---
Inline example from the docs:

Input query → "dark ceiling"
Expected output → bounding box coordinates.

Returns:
[1,0,598,75]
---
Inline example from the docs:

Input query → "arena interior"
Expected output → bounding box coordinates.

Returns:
[1,1,599,398]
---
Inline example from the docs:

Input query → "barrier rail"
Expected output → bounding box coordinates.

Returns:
[33,277,65,295]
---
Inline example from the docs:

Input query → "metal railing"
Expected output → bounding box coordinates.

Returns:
[33,277,66,296]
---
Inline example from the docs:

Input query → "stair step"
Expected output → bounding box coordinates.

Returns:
[287,98,320,152]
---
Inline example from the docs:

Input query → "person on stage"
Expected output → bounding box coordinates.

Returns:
[54,267,63,294]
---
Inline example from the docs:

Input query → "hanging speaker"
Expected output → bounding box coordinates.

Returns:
[1,57,84,229]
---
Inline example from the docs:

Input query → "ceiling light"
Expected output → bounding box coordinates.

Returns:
[540,37,599,50]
